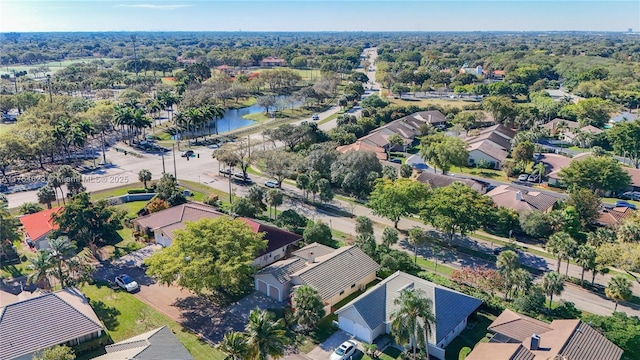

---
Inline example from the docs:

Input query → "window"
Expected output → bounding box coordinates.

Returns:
[351,284,356,288]
[339,290,345,295]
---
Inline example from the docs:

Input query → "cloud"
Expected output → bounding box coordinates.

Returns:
[117,4,193,10]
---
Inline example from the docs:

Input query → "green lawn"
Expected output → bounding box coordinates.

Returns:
[602,197,640,207]
[449,166,510,182]
[444,310,496,360]
[179,179,235,204]
[360,346,403,360]
[90,183,146,201]
[0,58,118,77]
[251,67,322,82]
[297,313,339,353]
[0,123,15,135]
[79,284,225,360]
[317,112,342,125]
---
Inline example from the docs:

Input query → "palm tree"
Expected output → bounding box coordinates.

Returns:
[390,288,435,360]
[48,236,76,288]
[37,185,57,209]
[244,308,288,360]
[546,232,574,273]
[47,171,64,205]
[497,250,519,300]
[407,227,427,263]
[511,268,532,297]
[532,162,546,183]
[131,108,152,141]
[113,104,133,144]
[542,271,564,311]
[605,276,632,312]
[27,250,53,290]
[265,189,283,220]
[575,244,597,285]
[218,332,250,360]
[292,285,325,332]
[138,169,152,189]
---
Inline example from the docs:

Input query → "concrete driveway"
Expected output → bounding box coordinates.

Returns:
[227,291,287,321]
[307,331,357,360]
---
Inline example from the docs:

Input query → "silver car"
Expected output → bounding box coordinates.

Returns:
[115,274,139,293]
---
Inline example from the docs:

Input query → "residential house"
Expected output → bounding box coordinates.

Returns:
[609,111,637,124]
[596,206,636,226]
[0,288,104,360]
[625,167,640,192]
[541,118,580,135]
[254,243,379,312]
[133,202,302,268]
[260,56,286,67]
[92,326,193,360]
[460,64,483,76]
[360,127,413,152]
[563,125,603,146]
[467,141,508,169]
[545,89,582,103]
[547,152,592,187]
[335,271,482,360]
[466,309,622,360]
[411,110,449,127]
[465,124,516,169]
[486,185,558,213]
[336,141,387,161]
[18,207,62,250]
[416,172,488,194]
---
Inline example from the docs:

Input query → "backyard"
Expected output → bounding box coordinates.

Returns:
[444,310,496,360]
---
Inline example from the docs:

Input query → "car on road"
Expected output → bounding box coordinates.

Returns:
[181,150,194,158]
[208,143,220,149]
[265,180,278,188]
[115,274,139,293]
[517,173,530,181]
[330,340,357,360]
[616,201,637,210]
[527,174,540,182]
[311,114,320,121]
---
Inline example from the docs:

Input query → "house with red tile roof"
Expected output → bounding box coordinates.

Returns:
[260,56,286,67]
[18,207,62,250]
[133,202,301,268]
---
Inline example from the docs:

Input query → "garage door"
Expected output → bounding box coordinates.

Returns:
[257,280,267,294]
[267,285,280,301]
[339,316,354,334]
[353,323,371,343]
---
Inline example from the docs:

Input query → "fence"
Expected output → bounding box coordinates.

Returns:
[105,193,156,205]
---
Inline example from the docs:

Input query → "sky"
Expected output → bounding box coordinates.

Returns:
[1,1,639,33]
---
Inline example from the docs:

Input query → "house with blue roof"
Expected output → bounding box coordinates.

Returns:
[335,271,482,360]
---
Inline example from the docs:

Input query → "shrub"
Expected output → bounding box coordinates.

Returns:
[127,188,152,194]
[459,347,472,359]
[476,159,495,169]
[203,194,220,206]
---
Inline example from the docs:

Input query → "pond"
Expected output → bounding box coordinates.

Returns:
[173,95,301,139]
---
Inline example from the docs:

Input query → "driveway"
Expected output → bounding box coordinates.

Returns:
[93,245,245,343]
[307,330,355,360]
[227,291,287,321]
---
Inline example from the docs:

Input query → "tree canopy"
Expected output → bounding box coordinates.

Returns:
[558,156,631,194]
[145,217,267,294]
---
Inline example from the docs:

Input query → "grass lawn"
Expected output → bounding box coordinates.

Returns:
[252,67,322,82]
[297,313,339,353]
[243,106,319,122]
[179,179,235,204]
[360,346,403,360]
[89,183,146,201]
[79,283,225,360]
[227,97,257,110]
[602,197,640,207]
[449,166,510,183]
[415,257,455,277]
[0,123,15,135]
[317,112,342,125]
[444,310,496,360]
[0,58,118,77]
[1,241,33,279]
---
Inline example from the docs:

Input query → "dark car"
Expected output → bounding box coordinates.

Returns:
[389,158,402,164]
[181,150,194,158]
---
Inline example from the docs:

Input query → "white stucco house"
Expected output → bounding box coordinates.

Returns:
[254,243,379,312]
[335,271,482,360]
[133,202,302,268]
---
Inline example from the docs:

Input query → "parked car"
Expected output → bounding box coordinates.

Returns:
[621,191,640,201]
[115,274,139,293]
[330,340,357,360]
[265,180,278,188]
[616,201,637,210]
[181,150,194,158]
[311,114,320,121]
[389,158,402,164]
[527,174,540,182]
[219,168,232,176]
[517,173,529,181]
[493,247,503,255]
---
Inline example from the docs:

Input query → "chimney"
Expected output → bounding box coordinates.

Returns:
[428,114,432,123]
[516,191,523,201]
[530,334,540,350]
[308,251,315,264]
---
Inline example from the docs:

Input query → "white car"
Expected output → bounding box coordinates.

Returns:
[312,114,320,121]
[115,274,139,293]
[517,173,529,181]
[265,180,278,188]
[330,340,357,360]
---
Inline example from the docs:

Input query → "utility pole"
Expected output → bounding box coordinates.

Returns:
[172,144,177,179]
[161,150,166,174]
[100,132,107,164]
[47,74,52,103]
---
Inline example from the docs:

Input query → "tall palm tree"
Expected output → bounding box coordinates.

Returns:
[131,108,151,141]
[511,268,532,298]
[218,332,250,360]
[390,289,435,360]
[605,276,632,312]
[48,236,76,288]
[575,244,597,285]
[47,171,64,205]
[27,250,53,290]
[532,162,546,183]
[546,232,574,273]
[244,308,288,360]
[113,104,133,144]
[542,271,564,311]
[497,250,519,300]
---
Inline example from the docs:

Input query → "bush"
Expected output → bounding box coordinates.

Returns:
[476,159,495,169]
[459,347,472,359]
[203,194,220,206]
[127,188,153,194]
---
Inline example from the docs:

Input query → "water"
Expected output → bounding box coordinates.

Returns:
[172,95,300,140]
